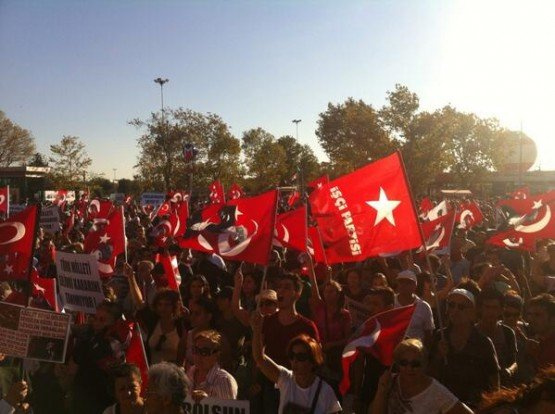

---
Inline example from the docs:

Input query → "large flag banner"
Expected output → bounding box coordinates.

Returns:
[180,190,278,265]
[227,183,245,200]
[126,323,149,395]
[273,207,307,252]
[307,226,327,264]
[84,207,125,277]
[307,175,329,191]
[88,199,114,223]
[497,190,555,216]
[426,200,448,221]
[487,230,535,251]
[0,186,9,216]
[511,187,530,200]
[0,301,71,363]
[0,205,39,281]
[339,304,416,395]
[309,152,422,263]
[55,252,105,314]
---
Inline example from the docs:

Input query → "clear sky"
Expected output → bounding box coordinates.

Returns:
[1,0,554,180]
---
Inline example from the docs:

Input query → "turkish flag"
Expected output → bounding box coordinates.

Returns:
[512,186,530,200]
[62,210,75,237]
[309,152,422,263]
[179,190,278,265]
[497,190,555,216]
[167,190,188,204]
[0,205,39,281]
[274,207,307,252]
[487,230,535,252]
[31,269,59,312]
[420,211,456,253]
[126,322,149,396]
[426,200,448,221]
[455,201,484,230]
[307,175,329,191]
[227,183,245,200]
[151,202,188,247]
[156,253,181,291]
[84,207,125,278]
[419,197,434,217]
[156,202,171,218]
[307,226,327,264]
[0,186,9,216]
[88,199,114,223]
[287,191,301,208]
[209,180,226,204]
[339,304,416,395]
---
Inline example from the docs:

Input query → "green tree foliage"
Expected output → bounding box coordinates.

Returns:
[89,177,114,197]
[117,178,142,195]
[131,108,242,192]
[316,98,395,177]
[28,152,49,167]
[276,135,320,184]
[241,128,287,192]
[0,111,36,167]
[49,136,92,188]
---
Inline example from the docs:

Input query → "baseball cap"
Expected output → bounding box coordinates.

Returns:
[396,270,417,284]
[448,288,476,306]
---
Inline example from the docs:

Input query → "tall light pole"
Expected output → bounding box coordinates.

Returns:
[292,119,301,141]
[154,77,169,115]
[154,77,169,190]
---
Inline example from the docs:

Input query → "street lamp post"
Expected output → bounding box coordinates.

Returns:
[154,77,169,115]
[154,77,169,190]
[292,119,301,141]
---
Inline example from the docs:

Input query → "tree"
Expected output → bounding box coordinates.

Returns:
[316,98,395,177]
[117,178,142,195]
[241,128,287,192]
[0,111,35,166]
[49,135,92,188]
[28,152,49,167]
[276,135,321,184]
[88,177,113,197]
[131,108,242,192]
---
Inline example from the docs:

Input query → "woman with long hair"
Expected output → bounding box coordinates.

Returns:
[251,311,341,414]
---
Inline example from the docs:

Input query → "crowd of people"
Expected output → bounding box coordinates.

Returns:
[0,193,554,414]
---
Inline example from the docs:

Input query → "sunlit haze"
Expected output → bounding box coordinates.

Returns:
[1,0,554,179]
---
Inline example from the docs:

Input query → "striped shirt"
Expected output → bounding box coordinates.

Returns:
[187,364,238,400]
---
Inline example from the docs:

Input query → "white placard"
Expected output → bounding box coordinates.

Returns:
[55,252,104,314]
[44,190,76,203]
[40,205,61,233]
[140,192,165,207]
[183,397,249,414]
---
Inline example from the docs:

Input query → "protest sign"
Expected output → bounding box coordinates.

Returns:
[111,193,125,204]
[44,190,76,203]
[0,302,71,363]
[140,192,165,208]
[40,205,61,233]
[9,204,26,216]
[183,397,249,414]
[345,296,373,329]
[55,251,104,314]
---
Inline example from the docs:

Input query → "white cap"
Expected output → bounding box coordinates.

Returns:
[448,288,476,305]
[397,270,417,283]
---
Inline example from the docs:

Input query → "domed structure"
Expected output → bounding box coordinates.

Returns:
[496,132,537,173]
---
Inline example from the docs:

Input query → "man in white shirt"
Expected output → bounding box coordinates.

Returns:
[394,270,435,346]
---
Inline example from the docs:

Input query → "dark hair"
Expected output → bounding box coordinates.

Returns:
[108,363,142,398]
[416,272,432,297]
[367,287,395,308]
[152,288,182,317]
[477,288,505,308]
[287,334,324,368]
[322,280,345,310]
[528,293,555,318]
[457,278,481,298]
[96,301,123,323]
[281,272,303,292]
[192,296,217,322]
[478,365,555,413]
[504,292,524,311]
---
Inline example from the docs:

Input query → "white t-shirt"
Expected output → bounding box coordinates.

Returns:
[276,367,341,414]
[394,296,435,341]
[387,375,459,414]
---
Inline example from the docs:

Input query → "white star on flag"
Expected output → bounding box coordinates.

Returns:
[366,187,401,226]
[533,200,543,209]
[4,264,13,275]
[99,233,110,244]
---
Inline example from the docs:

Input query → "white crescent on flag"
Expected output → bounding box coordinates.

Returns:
[0,222,26,245]
[342,320,381,358]
[515,205,551,234]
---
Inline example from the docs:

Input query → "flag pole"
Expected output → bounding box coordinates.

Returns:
[25,204,41,308]
[121,205,128,263]
[6,185,10,218]
[396,151,446,334]
[257,188,280,310]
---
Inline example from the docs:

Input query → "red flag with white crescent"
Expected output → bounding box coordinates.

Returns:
[0,186,9,216]
[420,210,456,253]
[209,180,226,204]
[0,205,39,281]
[339,304,415,395]
[126,322,149,396]
[273,207,307,252]
[227,183,245,201]
[88,199,114,223]
[455,201,484,230]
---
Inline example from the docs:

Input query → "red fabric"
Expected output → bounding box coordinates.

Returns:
[307,226,327,265]
[497,190,555,215]
[84,207,125,278]
[486,230,535,251]
[274,207,307,252]
[455,201,484,230]
[167,190,188,204]
[339,304,416,394]
[0,186,8,215]
[157,253,180,291]
[287,191,300,208]
[62,210,75,237]
[421,210,456,252]
[209,180,226,204]
[511,187,530,200]
[31,269,59,312]
[179,190,278,265]
[307,175,329,191]
[309,152,422,263]
[88,199,114,222]
[126,322,149,396]
[0,205,38,281]
[419,197,434,215]
[156,202,171,217]
[227,183,245,200]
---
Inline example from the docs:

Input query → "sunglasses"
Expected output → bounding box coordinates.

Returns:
[288,351,312,362]
[154,334,166,352]
[260,300,277,307]
[193,346,219,357]
[397,359,422,368]
[447,301,470,311]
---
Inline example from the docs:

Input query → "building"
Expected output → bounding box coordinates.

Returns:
[0,166,51,202]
